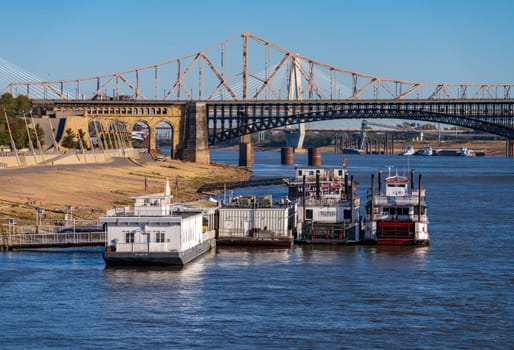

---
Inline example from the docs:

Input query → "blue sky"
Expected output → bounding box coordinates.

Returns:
[1,0,513,85]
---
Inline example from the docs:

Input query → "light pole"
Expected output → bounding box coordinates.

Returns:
[35,208,44,233]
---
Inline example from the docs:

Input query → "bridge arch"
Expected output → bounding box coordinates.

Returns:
[207,101,514,144]
[154,121,175,158]
[131,121,150,150]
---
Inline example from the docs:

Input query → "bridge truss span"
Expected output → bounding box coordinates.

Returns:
[2,32,514,102]
[207,99,514,144]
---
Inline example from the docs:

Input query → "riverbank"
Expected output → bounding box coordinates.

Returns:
[0,153,251,226]
[248,140,508,156]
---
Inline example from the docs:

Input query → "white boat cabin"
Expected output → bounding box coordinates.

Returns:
[292,166,348,182]
[218,195,296,240]
[101,192,205,254]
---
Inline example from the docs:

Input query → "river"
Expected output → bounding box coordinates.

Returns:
[1,151,513,349]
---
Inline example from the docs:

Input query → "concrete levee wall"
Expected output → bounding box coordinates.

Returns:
[0,149,141,168]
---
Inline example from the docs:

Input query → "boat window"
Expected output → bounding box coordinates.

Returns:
[397,207,409,215]
[385,207,410,215]
[125,232,135,243]
[156,232,165,243]
[414,207,426,215]
[306,209,313,219]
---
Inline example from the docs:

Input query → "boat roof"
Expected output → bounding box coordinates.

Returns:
[131,193,172,200]
[384,175,409,184]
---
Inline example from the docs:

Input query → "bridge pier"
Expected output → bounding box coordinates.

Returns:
[238,135,254,167]
[281,147,294,165]
[507,139,514,158]
[178,103,210,164]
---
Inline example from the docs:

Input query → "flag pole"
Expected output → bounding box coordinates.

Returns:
[175,175,179,203]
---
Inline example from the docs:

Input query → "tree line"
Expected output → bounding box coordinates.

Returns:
[0,93,45,150]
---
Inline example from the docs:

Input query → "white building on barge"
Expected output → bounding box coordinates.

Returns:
[217,195,296,248]
[101,180,215,266]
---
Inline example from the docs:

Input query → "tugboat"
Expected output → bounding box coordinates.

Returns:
[364,168,429,246]
[216,194,296,248]
[101,179,216,266]
[283,163,361,244]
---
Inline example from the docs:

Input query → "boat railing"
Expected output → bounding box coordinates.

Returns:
[373,196,426,206]
[218,228,289,238]
[370,188,426,199]
[203,229,216,241]
[106,207,134,216]
[301,195,360,207]
[0,231,106,248]
[114,242,178,253]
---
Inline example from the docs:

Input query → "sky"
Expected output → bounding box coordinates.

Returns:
[1,0,513,86]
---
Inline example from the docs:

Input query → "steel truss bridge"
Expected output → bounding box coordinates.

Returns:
[2,32,514,159]
[207,99,514,144]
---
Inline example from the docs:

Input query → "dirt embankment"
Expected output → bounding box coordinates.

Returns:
[0,155,251,225]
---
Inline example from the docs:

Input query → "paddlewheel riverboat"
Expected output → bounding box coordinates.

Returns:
[284,165,361,244]
[364,169,429,246]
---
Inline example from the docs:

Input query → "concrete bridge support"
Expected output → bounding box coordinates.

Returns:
[239,134,254,167]
[507,139,514,158]
[178,103,210,164]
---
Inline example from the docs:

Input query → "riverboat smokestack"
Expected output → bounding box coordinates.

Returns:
[411,169,415,192]
[418,174,422,222]
[344,172,349,197]
[316,173,320,199]
[302,175,306,222]
[378,170,382,193]
[370,173,375,222]
[350,175,354,222]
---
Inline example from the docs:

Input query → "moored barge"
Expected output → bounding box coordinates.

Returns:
[217,194,296,248]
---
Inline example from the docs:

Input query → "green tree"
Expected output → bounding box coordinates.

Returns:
[24,123,45,149]
[61,128,78,149]
[15,95,32,115]
[77,129,87,149]
[0,93,33,149]
[0,93,16,116]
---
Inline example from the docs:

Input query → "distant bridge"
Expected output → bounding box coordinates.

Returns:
[2,32,514,163]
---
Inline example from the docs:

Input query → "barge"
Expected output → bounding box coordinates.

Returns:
[364,169,429,246]
[217,195,296,248]
[101,180,215,266]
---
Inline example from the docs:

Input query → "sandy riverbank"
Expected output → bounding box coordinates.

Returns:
[0,153,251,226]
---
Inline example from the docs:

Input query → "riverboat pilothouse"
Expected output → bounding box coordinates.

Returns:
[364,168,429,246]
